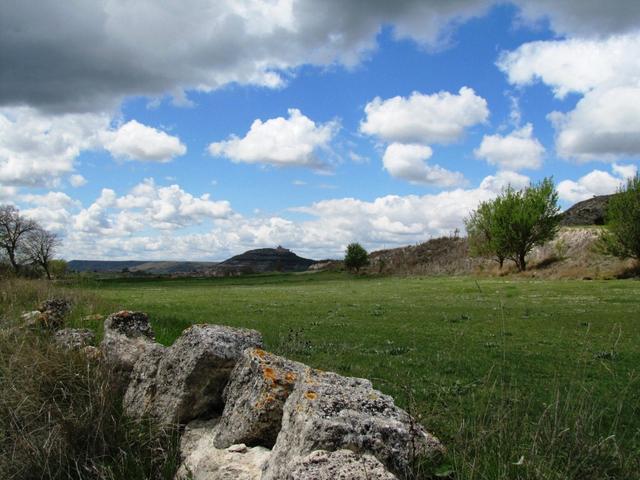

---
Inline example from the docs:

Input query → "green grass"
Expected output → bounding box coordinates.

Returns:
[68,272,640,479]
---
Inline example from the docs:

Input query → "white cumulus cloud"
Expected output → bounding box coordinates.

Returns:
[360,87,489,144]
[209,109,337,169]
[499,32,640,161]
[478,170,531,192]
[0,107,108,186]
[382,143,465,187]
[557,164,637,203]
[103,120,186,163]
[69,174,87,187]
[474,123,544,170]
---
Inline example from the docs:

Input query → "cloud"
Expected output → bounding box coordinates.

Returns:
[3,1,639,114]
[497,33,640,99]
[382,143,465,186]
[548,86,640,161]
[513,0,640,38]
[69,174,87,187]
[0,185,18,202]
[557,164,636,203]
[20,191,80,231]
[474,124,544,170]
[209,109,337,169]
[499,33,640,161]
[0,0,494,113]
[102,120,186,162]
[0,107,108,186]
[360,87,489,144]
[478,170,530,192]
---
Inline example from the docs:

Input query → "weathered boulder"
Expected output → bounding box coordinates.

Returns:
[100,311,156,381]
[177,419,271,480]
[262,368,443,479]
[37,298,71,329]
[123,342,167,417]
[213,348,303,448]
[104,310,154,338]
[150,324,263,425]
[290,449,398,479]
[54,328,95,350]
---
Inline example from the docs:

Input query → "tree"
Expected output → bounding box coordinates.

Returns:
[598,174,640,262]
[344,242,369,272]
[465,200,508,268]
[24,227,60,279]
[465,178,560,271]
[0,205,37,274]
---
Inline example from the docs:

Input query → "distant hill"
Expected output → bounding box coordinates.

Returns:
[68,260,218,275]
[213,247,316,275]
[559,194,613,226]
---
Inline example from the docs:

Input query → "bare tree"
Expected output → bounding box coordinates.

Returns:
[0,205,38,274]
[24,227,60,279]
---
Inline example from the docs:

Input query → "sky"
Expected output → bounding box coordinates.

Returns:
[1,0,640,261]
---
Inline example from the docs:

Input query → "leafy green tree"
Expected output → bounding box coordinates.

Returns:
[599,174,640,262]
[465,200,508,268]
[344,242,369,272]
[466,178,560,271]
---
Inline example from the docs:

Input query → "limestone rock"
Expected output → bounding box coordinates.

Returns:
[123,342,168,417]
[100,311,157,388]
[262,369,443,479]
[104,310,155,339]
[54,328,95,350]
[177,419,271,480]
[290,450,398,480]
[151,324,263,425]
[37,298,71,330]
[213,348,303,449]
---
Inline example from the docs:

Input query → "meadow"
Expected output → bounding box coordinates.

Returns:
[67,272,640,479]
[2,272,639,479]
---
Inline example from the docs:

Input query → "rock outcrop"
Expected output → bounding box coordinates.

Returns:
[213,247,316,275]
[290,450,398,480]
[262,368,443,479]
[213,348,303,448]
[559,194,613,226]
[124,324,263,425]
[100,311,157,390]
[54,328,95,350]
[94,311,443,479]
[177,419,271,480]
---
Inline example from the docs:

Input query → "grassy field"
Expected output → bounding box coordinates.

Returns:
[63,272,640,479]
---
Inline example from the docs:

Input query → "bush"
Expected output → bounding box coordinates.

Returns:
[599,175,640,263]
[344,242,369,272]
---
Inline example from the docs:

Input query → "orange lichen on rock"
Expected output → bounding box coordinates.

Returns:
[263,366,277,383]
[254,348,267,359]
[284,371,297,383]
[304,391,317,400]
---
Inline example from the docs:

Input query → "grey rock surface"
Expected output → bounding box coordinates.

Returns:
[150,324,263,425]
[123,342,168,417]
[177,419,271,480]
[37,298,71,330]
[54,328,95,350]
[290,449,398,480]
[100,311,157,390]
[262,368,443,479]
[213,348,303,448]
[104,310,155,339]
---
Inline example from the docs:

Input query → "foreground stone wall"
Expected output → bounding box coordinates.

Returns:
[60,310,444,479]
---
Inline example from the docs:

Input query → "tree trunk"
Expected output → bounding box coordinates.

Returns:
[43,262,51,280]
[517,252,527,271]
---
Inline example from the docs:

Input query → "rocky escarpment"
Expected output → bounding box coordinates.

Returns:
[56,311,445,479]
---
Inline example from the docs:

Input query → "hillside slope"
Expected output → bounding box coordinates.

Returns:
[212,247,315,275]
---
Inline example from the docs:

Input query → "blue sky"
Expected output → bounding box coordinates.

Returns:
[1,1,639,260]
